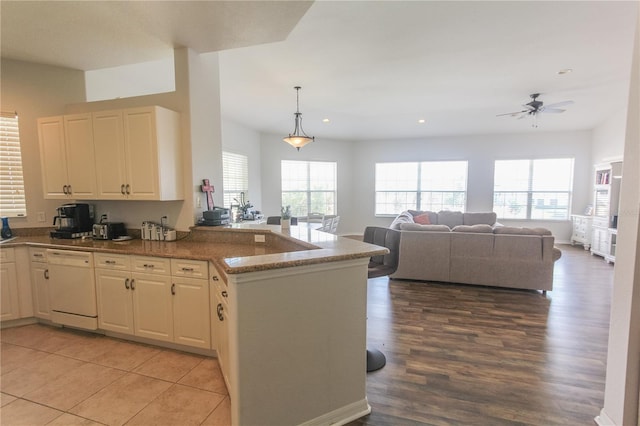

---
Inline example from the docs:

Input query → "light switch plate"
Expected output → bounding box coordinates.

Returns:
[37,212,46,222]
[254,234,266,243]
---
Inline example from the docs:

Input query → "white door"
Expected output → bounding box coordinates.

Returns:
[96,269,134,334]
[132,273,173,342]
[0,262,19,320]
[38,116,69,199]
[31,262,50,319]
[173,277,210,349]
[63,113,97,199]
[93,110,128,199]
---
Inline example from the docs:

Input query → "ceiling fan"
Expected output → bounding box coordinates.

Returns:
[497,93,574,127]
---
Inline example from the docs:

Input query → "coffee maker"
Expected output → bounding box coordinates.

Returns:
[50,203,93,239]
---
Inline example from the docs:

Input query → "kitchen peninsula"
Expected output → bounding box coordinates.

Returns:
[1,224,387,425]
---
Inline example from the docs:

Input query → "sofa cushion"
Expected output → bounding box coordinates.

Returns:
[463,212,497,226]
[400,223,450,232]
[408,210,438,224]
[493,226,552,235]
[414,213,432,224]
[437,211,464,229]
[390,211,414,230]
[452,224,494,233]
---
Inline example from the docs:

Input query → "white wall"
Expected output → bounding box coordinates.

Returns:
[593,108,628,164]
[351,130,593,241]
[0,59,86,229]
[85,58,175,102]
[221,119,263,212]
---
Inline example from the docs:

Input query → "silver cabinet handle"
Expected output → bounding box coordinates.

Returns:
[212,276,219,281]
[44,269,49,279]
[125,278,130,289]
[63,185,68,194]
[171,283,176,295]
[105,260,116,265]
[130,279,135,290]
[120,184,126,195]
[125,184,131,195]
[67,185,72,195]
[221,290,228,298]
[181,267,194,272]
[143,264,155,269]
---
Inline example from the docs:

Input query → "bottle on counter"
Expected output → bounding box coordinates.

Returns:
[1,217,12,239]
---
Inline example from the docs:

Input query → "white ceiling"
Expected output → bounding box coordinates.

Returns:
[2,1,638,141]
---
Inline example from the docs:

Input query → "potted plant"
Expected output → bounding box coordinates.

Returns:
[281,205,292,229]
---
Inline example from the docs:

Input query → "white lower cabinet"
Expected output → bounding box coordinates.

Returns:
[210,264,230,390]
[95,254,209,349]
[30,248,50,320]
[0,249,20,321]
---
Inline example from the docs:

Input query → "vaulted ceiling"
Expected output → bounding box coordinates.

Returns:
[2,1,637,140]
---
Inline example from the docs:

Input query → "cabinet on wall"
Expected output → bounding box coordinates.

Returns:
[95,254,210,349]
[93,106,183,200]
[591,161,622,260]
[39,106,183,201]
[37,114,98,199]
[570,215,592,250]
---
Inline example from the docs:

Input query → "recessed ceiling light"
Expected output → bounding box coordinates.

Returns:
[322,118,330,123]
[557,68,573,75]
[418,119,426,124]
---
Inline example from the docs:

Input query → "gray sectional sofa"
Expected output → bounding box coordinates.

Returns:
[389,210,562,293]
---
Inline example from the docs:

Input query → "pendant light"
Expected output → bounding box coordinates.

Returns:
[283,86,314,150]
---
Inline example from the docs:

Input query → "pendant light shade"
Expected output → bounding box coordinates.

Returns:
[283,86,314,150]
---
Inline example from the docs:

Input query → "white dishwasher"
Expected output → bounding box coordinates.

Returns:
[47,249,98,330]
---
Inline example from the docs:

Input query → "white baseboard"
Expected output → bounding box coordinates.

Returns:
[299,398,371,426]
[595,408,616,425]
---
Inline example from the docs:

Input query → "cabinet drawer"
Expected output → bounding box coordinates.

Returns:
[132,256,170,275]
[171,259,208,278]
[0,248,15,262]
[95,253,130,269]
[29,248,48,263]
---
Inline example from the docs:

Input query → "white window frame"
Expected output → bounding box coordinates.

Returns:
[493,158,574,220]
[375,161,468,215]
[222,151,249,209]
[281,160,337,217]
[0,112,26,218]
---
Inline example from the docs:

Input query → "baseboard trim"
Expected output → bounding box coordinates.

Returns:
[595,408,616,425]
[299,398,371,426]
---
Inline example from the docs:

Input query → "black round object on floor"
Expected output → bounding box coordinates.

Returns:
[367,348,386,372]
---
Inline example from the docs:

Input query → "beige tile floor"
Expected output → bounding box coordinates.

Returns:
[0,324,231,425]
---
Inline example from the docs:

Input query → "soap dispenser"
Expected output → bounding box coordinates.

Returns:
[1,217,12,239]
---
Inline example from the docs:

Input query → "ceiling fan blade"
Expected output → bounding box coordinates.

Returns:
[544,100,574,109]
[540,107,566,114]
[496,110,527,117]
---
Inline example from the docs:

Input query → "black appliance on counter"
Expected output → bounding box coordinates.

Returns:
[51,203,93,239]
[198,207,230,226]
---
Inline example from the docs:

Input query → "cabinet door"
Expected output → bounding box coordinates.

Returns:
[96,269,134,334]
[38,116,69,199]
[93,111,128,199]
[0,262,19,321]
[63,113,97,198]
[214,290,230,390]
[173,277,210,349]
[123,108,160,200]
[31,262,50,319]
[132,273,173,342]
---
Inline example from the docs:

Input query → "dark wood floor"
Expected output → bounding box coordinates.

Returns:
[352,244,613,426]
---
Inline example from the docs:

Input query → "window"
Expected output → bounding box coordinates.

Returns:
[281,160,336,217]
[0,112,26,217]
[493,158,574,220]
[222,151,248,208]
[375,161,467,215]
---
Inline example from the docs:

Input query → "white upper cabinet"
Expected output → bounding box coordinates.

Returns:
[38,114,97,199]
[39,106,183,201]
[122,106,183,200]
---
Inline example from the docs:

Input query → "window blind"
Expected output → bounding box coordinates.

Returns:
[222,151,248,208]
[0,112,26,217]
